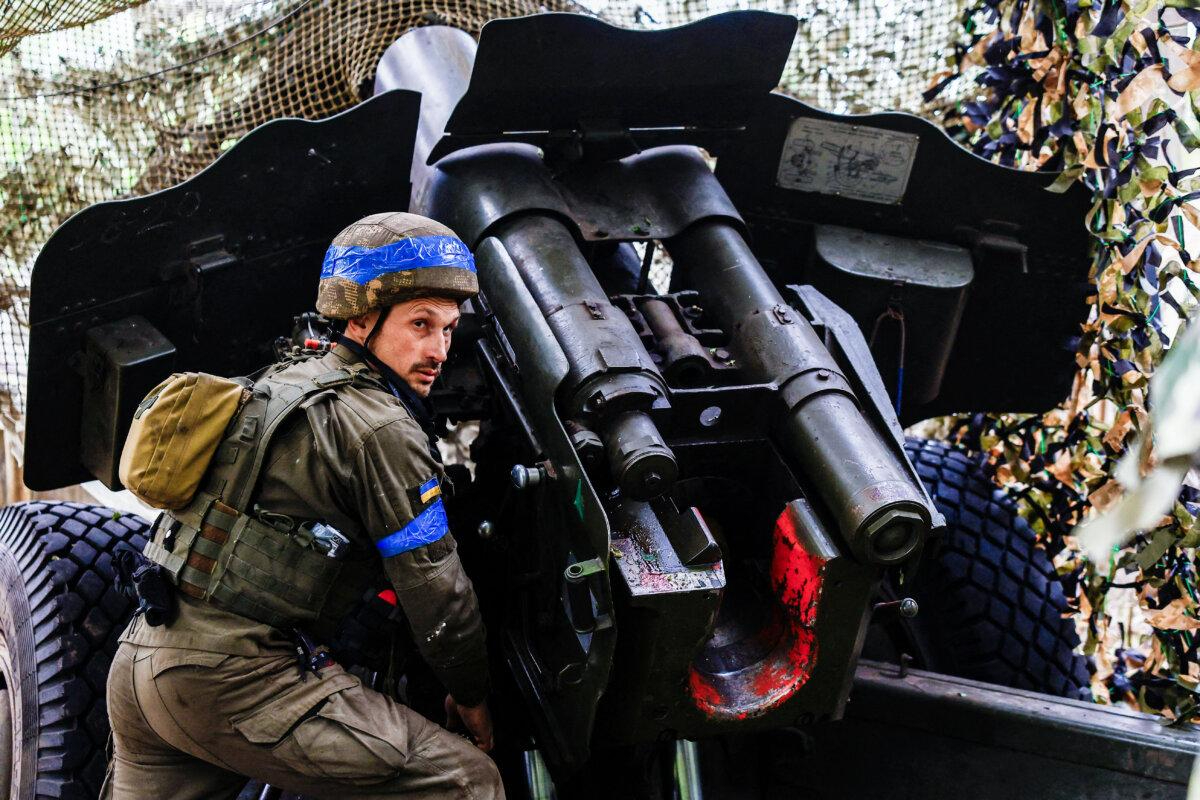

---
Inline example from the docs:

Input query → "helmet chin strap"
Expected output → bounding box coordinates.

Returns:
[333,307,393,378]
[363,306,390,351]
[336,306,404,389]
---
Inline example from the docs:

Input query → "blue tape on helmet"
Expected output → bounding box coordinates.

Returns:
[321,235,476,285]
[376,497,450,557]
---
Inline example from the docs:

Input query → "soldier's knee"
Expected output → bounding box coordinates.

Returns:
[462,750,504,799]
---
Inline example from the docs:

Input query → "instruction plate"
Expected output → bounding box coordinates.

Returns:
[776,117,919,205]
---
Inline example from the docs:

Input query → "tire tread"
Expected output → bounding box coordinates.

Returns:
[904,438,1091,698]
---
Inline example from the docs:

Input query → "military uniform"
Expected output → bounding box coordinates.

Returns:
[105,342,501,799]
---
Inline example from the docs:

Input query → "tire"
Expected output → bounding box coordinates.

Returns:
[902,437,1091,698]
[0,501,151,800]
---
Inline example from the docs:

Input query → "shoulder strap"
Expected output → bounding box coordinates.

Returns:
[205,361,372,512]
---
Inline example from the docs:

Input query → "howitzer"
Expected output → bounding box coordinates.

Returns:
[379,14,946,769]
[8,10,1102,797]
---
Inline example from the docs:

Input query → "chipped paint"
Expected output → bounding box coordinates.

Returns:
[611,534,725,596]
[687,502,825,720]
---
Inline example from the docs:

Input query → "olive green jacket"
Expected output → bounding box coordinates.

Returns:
[123,345,490,706]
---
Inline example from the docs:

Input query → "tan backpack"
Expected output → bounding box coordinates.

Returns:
[119,373,249,509]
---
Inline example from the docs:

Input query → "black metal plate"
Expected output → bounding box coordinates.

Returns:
[25,90,421,490]
[428,11,797,161]
[715,94,1094,423]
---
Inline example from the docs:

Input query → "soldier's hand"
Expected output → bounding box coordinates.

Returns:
[445,694,495,752]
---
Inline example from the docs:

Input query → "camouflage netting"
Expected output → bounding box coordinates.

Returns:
[930,0,1200,719]
[0,0,970,426]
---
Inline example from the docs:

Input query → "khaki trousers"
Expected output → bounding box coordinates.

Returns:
[105,642,504,799]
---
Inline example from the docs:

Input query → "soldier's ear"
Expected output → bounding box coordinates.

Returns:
[344,311,377,339]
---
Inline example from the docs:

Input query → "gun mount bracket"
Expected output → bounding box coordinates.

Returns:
[564,558,605,584]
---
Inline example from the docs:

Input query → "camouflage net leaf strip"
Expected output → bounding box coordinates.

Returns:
[932,0,1200,720]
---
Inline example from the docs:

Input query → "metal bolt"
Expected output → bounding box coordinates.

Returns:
[699,406,722,427]
[558,662,585,687]
[570,427,603,466]
[510,464,544,490]
[713,348,731,361]
[899,597,919,618]
[817,369,831,381]
[477,520,494,540]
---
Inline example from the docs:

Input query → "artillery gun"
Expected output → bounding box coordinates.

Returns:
[4,10,1170,799]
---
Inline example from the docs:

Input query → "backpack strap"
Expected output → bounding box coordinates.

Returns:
[204,362,371,513]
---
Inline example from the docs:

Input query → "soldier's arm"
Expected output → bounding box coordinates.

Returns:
[349,417,490,706]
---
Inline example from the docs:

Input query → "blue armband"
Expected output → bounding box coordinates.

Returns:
[376,497,450,557]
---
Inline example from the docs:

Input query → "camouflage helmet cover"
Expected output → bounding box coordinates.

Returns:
[316,211,479,319]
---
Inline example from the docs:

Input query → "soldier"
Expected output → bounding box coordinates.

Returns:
[105,212,503,799]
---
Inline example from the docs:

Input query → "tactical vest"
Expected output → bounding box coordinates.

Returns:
[142,360,377,630]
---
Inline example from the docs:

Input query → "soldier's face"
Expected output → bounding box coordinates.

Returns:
[347,298,461,397]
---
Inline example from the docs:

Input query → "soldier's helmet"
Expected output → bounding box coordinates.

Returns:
[316,211,478,319]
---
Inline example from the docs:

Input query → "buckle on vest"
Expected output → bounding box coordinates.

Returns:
[253,504,296,533]
[157,514,182,552]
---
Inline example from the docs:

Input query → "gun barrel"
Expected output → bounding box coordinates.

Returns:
[668,220,929,564]
[494,214,677,501]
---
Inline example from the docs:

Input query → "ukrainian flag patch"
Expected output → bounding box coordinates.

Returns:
[406,475,442,512]
[419,476,441,504]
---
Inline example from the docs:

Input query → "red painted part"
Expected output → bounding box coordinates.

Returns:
[687,501,826,720]
[771,504,824,626]
[304,338,322,350]
[377,588,399,606]
[688,669,724,713]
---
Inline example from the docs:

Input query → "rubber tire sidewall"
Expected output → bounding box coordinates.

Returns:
[0,512,38,798]
[0,501,151,800]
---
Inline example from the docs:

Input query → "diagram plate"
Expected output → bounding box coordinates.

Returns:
[776,117,919,205]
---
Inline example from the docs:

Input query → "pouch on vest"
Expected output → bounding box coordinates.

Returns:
[119,373,248,509]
